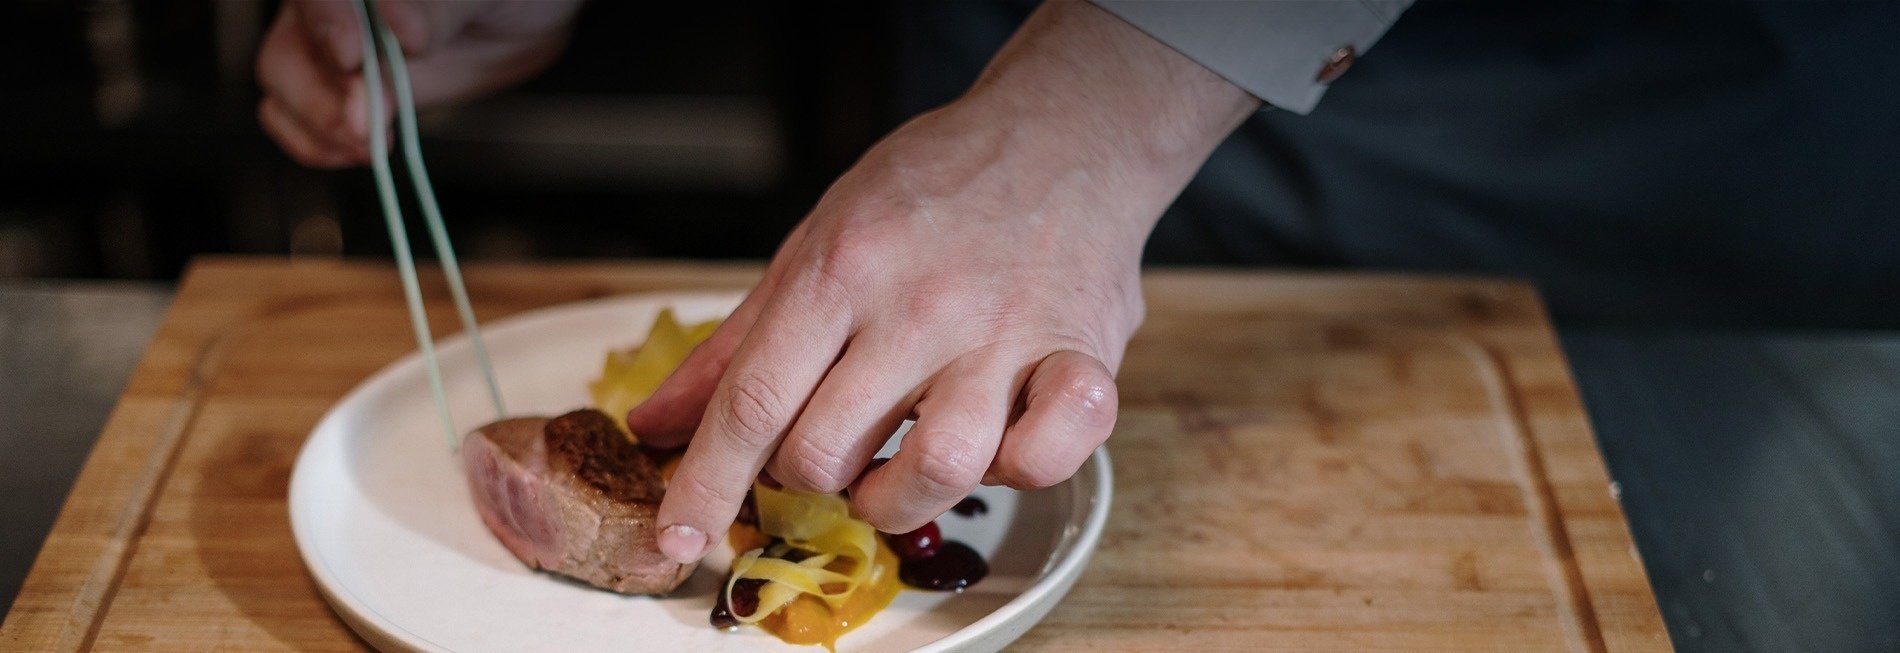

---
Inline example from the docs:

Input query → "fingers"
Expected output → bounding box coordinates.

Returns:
[849,359,1013,533]
[621,300,759,447]
[625,272,787,447]
[257,2,369,166]
[766,330,936,494]
[627,225,815,444]
[653,288,852,564]
[259,98,356,169]
[986,350,1118,489]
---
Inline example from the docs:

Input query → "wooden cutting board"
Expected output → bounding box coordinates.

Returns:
[0,257,1670,652]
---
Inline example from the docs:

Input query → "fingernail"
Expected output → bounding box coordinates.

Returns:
[658,524,706,564]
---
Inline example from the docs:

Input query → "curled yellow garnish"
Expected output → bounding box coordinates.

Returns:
[724,485,900,650]
[588,308,719,438]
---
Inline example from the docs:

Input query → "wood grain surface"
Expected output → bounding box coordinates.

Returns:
[0,257,1670,652]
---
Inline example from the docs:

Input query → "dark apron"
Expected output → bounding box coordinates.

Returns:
[1149,1,1900,327]
[903,1,1900,328]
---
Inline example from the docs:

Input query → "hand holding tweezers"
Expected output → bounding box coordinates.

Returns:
[352,0,505,447]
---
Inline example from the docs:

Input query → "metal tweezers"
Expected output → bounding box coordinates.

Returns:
[353,0,505,446]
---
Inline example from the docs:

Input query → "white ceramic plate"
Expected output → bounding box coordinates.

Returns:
[289,292,1111,653]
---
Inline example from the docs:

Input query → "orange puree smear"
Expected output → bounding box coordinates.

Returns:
[727,521,770,554]
[659,452,682,484]
[758,540,902,652]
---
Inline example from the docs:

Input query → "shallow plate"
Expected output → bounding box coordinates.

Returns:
[289,292,1111,652]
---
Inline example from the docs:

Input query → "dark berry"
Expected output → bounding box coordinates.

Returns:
[711,576,766,630]
[728,578,766,618]
[884,521,942,561]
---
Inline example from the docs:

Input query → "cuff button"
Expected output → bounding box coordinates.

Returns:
[1316,45,1357,84]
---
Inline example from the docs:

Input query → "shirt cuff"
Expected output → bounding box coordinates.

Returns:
[1091,0,1412,114]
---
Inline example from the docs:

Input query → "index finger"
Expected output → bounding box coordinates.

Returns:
[653,288,851,564]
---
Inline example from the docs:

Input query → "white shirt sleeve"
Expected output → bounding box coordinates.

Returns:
[1091,0,1413,114]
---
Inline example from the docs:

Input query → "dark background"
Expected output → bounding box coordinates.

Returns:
[7,1,1899,330]
[0,0,911,280]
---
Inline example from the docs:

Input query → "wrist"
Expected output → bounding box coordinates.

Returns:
[952,0,1258,233]
[973,2,1255,173]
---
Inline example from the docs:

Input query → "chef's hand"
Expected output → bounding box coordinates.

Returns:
[628,0,1259,564]
[255,0,581,168]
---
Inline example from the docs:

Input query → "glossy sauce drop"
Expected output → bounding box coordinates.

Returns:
[898,541,988,592]
[950,497,988,517]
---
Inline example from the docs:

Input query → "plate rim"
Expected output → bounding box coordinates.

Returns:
[288,291,1113,653]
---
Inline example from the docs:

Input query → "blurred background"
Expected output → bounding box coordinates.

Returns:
[0,0,924,280]
[5,1,1898,329]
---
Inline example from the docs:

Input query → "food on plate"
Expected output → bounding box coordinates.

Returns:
[463,306,992,648]
[462,408,693,594]
[711,485,903,650]
[950,496,989,517]
[462,308,718,594]
[712,484,992,650]
[590,308,719,436]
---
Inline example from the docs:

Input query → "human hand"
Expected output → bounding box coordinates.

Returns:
[254,0,581,168]
[625,0,1260,565]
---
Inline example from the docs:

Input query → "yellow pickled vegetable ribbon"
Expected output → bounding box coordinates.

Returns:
[725,486,883,624]
[588,308,719,438]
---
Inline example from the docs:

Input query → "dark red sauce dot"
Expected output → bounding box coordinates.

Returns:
[729,578,766,618]
[898,541,988,592]
[712,577,767,630]
[951,497,988,517]
[709,588,738,630]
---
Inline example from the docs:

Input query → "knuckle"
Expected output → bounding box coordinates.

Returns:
[717,371,792,448]
[1048,365,1119,434]
[909,432,983,498]
[675,469,743,515]
[805,223,890,301]
[775,439,853,493]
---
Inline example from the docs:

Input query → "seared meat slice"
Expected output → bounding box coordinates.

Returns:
[462,408,694,594]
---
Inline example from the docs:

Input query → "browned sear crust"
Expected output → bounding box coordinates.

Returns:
[543,409,664,504]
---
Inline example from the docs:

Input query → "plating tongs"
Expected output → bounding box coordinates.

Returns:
[352,0,505,446]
